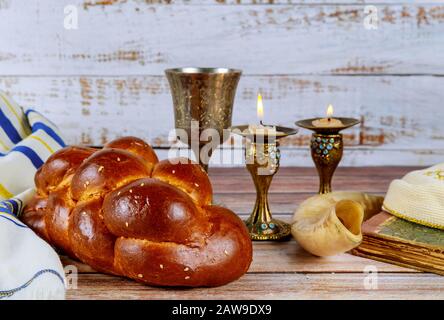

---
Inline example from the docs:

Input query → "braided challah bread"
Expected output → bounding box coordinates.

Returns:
[22,137,253,287]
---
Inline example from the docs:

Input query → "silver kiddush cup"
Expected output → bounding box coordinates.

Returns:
[165,67,242,172]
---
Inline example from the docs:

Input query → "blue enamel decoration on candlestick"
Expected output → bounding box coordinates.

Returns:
[312,136,338,157]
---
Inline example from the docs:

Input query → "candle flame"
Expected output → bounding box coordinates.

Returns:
[257,93,264,122]
[327,104,334,118]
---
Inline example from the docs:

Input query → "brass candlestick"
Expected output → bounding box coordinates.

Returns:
[231,125,298,241]
[296,118,360,194]
[165,67,241,172]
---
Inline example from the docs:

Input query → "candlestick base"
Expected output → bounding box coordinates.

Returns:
[245,216,291,241]
[245,141,291,241]
[296,117,360,194]
[230,125,298,241]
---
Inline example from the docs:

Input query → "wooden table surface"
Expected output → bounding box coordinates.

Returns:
[64,166,444,300]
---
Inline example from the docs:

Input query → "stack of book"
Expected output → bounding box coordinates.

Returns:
[352,211,444,275]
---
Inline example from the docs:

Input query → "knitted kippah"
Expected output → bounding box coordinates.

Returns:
[383,163,444,230]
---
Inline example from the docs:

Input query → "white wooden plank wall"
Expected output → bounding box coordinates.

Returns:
[0,0,443,166]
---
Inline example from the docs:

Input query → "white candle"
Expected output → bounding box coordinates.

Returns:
[248,93,277,135]
[312,104,344,128]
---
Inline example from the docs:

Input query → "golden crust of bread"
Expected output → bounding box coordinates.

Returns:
[22,137,252,287]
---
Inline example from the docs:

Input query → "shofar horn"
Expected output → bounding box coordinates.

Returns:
[291,192,384,257]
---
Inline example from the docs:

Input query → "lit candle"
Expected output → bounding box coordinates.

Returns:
[257,92,265,126]
[248,93,277,135]
[312,104,344,128]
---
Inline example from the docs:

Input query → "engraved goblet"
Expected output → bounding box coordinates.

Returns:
[165,67,242,171]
